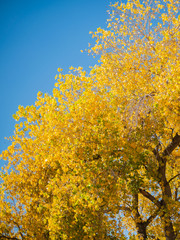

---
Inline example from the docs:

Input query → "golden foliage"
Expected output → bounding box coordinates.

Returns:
[0,0,179,239]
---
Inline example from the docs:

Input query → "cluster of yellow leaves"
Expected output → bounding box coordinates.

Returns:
[0,0,179,239]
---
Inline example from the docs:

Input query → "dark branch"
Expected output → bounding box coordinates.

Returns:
[12,221,23,238]
[145,206,161,226]
[152,143,162,162]
[93,154,101,160]
[139,188,162,208]
[118,205,132,212]
[175,188,178,201]
[162,133,180,157]
[103,205,131,213]
[132,193,141,220]
[168,174,180,184]
[0,235,19,240]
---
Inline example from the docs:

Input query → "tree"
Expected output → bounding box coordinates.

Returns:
[0,0,179,239]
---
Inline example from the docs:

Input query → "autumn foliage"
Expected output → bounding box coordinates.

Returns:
[0,0,179,239]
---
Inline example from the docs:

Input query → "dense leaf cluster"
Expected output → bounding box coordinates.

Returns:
[0,0,179,239]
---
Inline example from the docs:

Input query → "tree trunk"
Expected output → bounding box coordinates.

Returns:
[163,217,176,240]
[132,194,147,240]
[152,135,180,240]
[136,222,147,240]
[158,162,176,240]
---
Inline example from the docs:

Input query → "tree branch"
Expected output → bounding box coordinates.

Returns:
[152,133,180,163]
[0,235,19,240]
[139,188,162,208]
[12,221,24,240]
[162,133,180,157]
[145,206,161,226]
[132,193,141,220]
[175,188,178,201]
[152,143,163,163]
[103,205,131,213]
[118,205,132,212]
[168,174,180,184]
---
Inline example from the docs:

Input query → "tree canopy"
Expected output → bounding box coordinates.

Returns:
[0,0,180,239]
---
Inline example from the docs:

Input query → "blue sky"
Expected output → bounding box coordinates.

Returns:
[0,0,113,166]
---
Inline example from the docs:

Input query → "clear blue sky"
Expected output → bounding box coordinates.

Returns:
[0,0,114,166]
